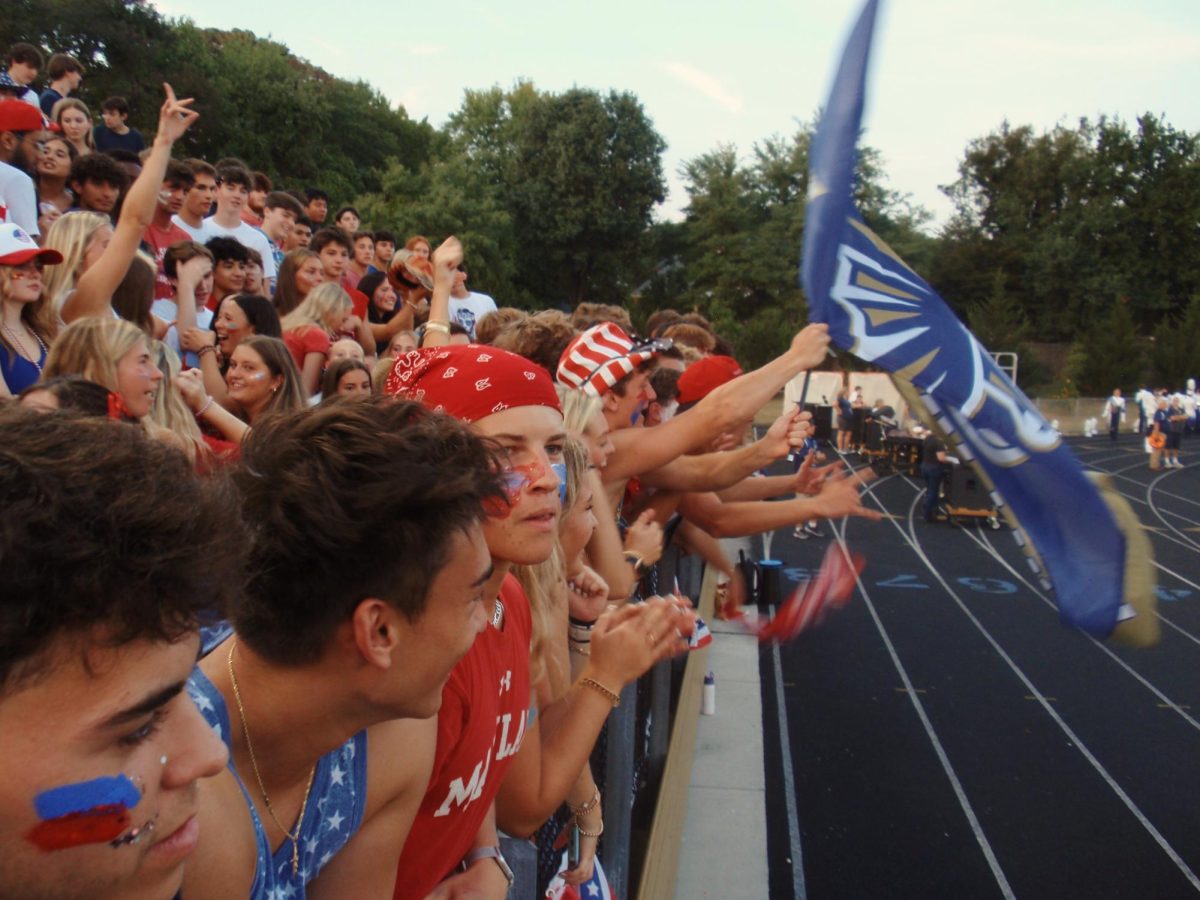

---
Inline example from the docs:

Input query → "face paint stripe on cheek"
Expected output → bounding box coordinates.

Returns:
[26,775,142,851]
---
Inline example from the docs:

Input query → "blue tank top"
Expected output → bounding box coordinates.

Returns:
[187,665,369,898]
[0,341,45,394]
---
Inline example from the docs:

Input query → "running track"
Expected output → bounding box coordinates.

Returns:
[759,436,1200,899]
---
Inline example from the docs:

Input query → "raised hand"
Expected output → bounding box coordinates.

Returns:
[789,323,831,370]
[155,83,198,144]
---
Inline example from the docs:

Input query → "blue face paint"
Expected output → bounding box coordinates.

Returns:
[551,462,567,505]
[28,775,142,851]
[34,775,141,821]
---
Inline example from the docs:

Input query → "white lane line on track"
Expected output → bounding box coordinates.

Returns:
[940,500,1200,734]
[878,484,1200,892]
[1102,468,1200,511]
[895,472,1200,651]
[769,629,807,900]
[1144,470,1200,553]
[822,503,1017,899]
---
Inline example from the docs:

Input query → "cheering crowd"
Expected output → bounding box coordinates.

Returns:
[0,63,882,900]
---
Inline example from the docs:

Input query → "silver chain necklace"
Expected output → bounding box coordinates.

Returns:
[0,321,46,372]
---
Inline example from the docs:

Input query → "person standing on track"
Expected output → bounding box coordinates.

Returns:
[921,431,947,522]
[1104,388,1125,443]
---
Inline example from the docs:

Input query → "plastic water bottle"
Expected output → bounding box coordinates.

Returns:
[702,671,716,715]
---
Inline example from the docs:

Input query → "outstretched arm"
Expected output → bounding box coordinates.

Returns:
[679,466,881,539]
[63,84,198,323]
[602,325,830,484]
[637,409,811,494]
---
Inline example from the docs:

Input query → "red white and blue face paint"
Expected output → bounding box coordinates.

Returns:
[485,461,567,518]
[26,775,142,852]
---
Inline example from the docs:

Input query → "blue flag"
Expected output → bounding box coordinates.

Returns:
[802,0,1153,641]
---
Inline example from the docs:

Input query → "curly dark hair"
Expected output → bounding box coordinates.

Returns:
[231,399,506,666]
[0,408,246,692]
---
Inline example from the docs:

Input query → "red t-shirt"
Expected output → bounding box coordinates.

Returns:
[393,575,533,899]
[347,286,369,321]
[283,325,331,369]
[143,221,192,300]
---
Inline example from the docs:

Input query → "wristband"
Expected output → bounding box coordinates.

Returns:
[194,396,214,418]
[197,345,217,357]
[425,321,451,335]
[568,619,594,645]
[622,550,649,577]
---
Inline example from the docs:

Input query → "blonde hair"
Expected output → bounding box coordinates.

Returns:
[40,211,110,315]
[514,545,569,696]
[556,385,603,436]
[51,98,95,152]
[146,341,212,469]
[280,282,350,334]
[561,436,590,515]
[514,437,593,697]
[44,315,144,395]
[371,355,395,388]
[0,264,59,359]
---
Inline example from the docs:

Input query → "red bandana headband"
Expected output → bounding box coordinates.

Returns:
[385,345,561,422]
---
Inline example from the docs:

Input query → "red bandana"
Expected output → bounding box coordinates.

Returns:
[385,345,561,422]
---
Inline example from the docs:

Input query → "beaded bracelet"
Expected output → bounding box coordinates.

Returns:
[576,820,605,838]
[197,345,217,357]
[569,788,601,817]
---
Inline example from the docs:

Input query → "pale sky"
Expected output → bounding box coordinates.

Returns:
[151,0,1199,231]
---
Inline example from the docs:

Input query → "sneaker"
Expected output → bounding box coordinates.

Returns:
[805,522,823,537]
[793,525,809,540]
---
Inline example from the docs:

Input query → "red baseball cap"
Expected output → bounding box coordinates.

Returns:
[676,355,743,406]
[0,99,47,134]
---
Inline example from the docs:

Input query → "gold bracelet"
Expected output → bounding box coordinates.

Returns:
[569,788,601,816]
[576,819,604,838]
[579,677,620,708]
[425,321,451,334]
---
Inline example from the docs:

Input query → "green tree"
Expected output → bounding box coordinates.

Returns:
[356,152,519,305]
[934,116,1200,341]
[1150,294,1200,387]
[1066,301,1145,394]
[3,4,435,203]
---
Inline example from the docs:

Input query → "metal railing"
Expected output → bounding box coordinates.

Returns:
[501,544,704,898]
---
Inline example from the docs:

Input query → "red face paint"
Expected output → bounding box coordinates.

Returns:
[484,461,548,519]
[26,774,142,852]
[26,805,132,851]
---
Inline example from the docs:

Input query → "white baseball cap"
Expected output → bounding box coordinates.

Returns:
[0,223,63,267]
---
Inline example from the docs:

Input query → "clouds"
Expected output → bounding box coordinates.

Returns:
[658,62,743,115]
